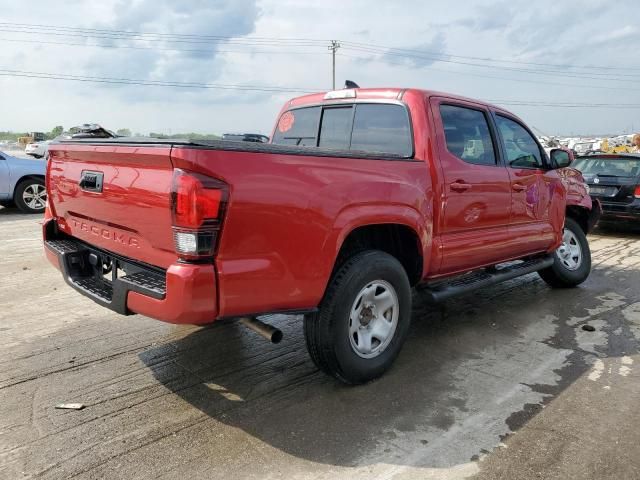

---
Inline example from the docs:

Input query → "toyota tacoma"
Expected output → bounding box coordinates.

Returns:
[43,87,599,384]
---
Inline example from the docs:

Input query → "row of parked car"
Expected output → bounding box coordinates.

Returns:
[3,131,640,222]
[0,128,271,214]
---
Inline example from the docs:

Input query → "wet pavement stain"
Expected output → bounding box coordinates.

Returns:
[1,212,640,479]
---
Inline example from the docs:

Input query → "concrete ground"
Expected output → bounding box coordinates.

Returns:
[1,208,639,480]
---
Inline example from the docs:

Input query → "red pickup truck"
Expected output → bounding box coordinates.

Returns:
[43,87,599,384]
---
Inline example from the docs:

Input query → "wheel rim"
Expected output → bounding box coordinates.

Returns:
[22,183,47,211]
[556,227,582,271]
[348,280,399,359]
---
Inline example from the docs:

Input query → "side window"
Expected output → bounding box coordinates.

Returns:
[271,106,321,146]
[495,115,543,169]
[350,104,412,156]
[318,107,353,149]
[439,105,497,166]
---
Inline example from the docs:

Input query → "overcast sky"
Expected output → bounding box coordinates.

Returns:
[0,0,638,136]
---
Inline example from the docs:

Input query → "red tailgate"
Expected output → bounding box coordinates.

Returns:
[47,144,177,268]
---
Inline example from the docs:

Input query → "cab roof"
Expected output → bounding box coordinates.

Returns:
[287,87,504,112]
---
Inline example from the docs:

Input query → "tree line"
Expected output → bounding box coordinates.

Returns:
[0,127,221,142]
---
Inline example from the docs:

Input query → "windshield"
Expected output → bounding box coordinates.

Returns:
[572,157,640,177]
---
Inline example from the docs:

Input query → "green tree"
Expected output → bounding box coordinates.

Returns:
[116,128,132,137]
[49,125,64,139]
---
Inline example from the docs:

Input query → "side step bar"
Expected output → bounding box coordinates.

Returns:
[421,256,555,302]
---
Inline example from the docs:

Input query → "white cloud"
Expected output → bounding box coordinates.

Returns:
[0,0,638,136]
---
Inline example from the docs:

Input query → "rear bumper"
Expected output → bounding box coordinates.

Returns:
[43,220,218,324]
[597,198,640,221]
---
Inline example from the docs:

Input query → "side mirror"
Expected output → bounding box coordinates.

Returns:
[550,148,573,169]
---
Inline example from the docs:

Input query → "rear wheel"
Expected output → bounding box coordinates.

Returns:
[14,178,47,214]
[538,217,591,288]
[304,250,412,384]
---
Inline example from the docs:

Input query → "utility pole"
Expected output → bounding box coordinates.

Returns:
[328,40,341,90]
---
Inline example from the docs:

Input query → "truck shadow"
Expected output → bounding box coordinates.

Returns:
[139,268,639,469]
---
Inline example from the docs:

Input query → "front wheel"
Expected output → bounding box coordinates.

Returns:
[538,217,591,288]
[304,250,412,384]
[14,178,47,214]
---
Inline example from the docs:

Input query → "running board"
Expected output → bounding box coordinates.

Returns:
[421,256,554,302]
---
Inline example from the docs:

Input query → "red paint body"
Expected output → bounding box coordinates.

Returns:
[43,88,593,324]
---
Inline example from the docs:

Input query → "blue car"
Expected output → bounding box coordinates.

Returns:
[0,151,47,213]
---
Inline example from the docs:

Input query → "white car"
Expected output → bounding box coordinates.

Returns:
[24,140,50,159]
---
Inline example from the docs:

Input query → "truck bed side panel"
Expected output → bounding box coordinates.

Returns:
[171,147,432,317]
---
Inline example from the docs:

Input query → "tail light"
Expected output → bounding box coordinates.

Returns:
[635,185,640,199]
[171,169,228,260]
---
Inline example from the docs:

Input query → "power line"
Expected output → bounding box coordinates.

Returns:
[5,30,638,87]
[0,68,322,93]
[0,37,330,56]
[0,25,326,47]
[0,22,329,44]
[340,40,640,73]
[487,100,640,108]
[341,44,640,82]
[337,53,640,92]
[4,21,640,74]
[1,68,638,109]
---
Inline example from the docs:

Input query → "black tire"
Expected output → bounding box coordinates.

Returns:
[538,217,591,288]
[14,178,47,214]
[304,250,412,384]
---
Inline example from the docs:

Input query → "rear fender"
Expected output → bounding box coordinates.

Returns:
[322,203,432,283]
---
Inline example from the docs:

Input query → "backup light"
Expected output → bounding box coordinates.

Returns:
[174,231,198,253]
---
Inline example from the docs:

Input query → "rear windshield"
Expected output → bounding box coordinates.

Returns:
[572,157,640,177]
[272,103,412,157]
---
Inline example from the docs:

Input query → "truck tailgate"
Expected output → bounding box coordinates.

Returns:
[47,144,177,268]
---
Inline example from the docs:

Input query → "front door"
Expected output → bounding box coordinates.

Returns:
[493,114,557,254]
[431,99,513,275]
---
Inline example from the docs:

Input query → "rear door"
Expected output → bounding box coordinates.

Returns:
[430,98,512,275]
[493,114,558,253]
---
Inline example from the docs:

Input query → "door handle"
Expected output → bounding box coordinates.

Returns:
[450,181,472,192]
[512,183,527,192]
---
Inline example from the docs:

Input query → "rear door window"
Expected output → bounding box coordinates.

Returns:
[350,104,412,157]
[439,104,497,166]
[272,106,321,146]
[319,107,353,149]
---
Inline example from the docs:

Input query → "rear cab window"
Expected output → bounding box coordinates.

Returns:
[272,103,412,157]
[272,106,321,147]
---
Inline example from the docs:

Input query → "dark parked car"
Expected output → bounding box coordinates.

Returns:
[222,133,269,143]
[572,154,640,223]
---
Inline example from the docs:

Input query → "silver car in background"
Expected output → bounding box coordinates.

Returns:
[0,151,47,213]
